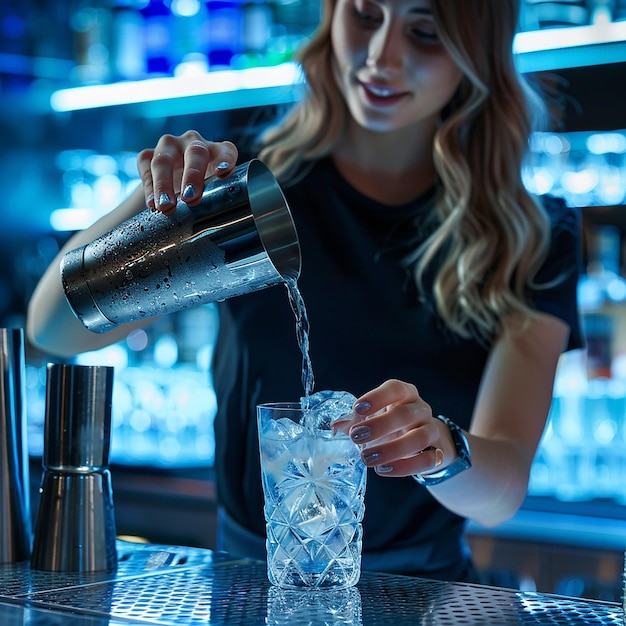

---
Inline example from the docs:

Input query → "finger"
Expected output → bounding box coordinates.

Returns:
[359,426,434,467]
[137,148,156,208]
[349,402,432,447]
[180,138,239,204]
[211,140,239,177]
[180,139,212,205]
[354,379,420,417]
[150,136,183,215]
[330,416,353,436]
[369,445,445,478]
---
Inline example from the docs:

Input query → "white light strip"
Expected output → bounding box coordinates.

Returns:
[50,63,303,113]
[513,20,626,54]
[50,23,626,113]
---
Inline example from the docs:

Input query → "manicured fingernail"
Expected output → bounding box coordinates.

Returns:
[350,425,371,442]
[216,161,229,171]
[158,193,171,206]
[182,184,195,199]
[363,450,381,463]
[375,464,393,474]
[354,401,371,416]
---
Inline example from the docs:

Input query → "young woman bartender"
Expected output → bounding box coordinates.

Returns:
[27,0,583,582]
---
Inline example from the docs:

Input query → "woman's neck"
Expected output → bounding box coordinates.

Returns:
[331,123,438,205]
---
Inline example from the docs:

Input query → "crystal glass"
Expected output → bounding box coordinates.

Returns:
[257,401,366,589]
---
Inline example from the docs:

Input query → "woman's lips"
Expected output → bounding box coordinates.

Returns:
[359,81,409,107]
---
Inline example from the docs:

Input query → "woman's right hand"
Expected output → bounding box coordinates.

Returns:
[136,132,239,215]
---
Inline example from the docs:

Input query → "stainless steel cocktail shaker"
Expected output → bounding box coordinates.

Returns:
[61,159,301,333]
[0,328,31,564]
[31,363,117,572]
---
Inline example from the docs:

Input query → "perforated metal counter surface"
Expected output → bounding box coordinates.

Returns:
[0,540,622,625]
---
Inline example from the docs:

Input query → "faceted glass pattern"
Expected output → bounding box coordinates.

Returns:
[258,403,366,589]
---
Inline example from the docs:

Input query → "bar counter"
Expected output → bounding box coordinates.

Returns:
[0,540,622,625]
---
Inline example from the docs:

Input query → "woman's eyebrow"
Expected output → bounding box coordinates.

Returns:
[374,0,433,13]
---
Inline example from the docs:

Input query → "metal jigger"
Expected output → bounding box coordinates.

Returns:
[31,363,117,572]
[0,328,31,564]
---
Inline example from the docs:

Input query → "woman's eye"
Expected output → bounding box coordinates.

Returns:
[353,7,381,27]
[411,26,440,44]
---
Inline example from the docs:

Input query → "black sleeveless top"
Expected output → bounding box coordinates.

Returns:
[212,157,583,580]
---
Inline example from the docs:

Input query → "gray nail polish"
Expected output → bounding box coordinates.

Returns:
[216,161,229,171]
[158,193,171,206]
[354,401,371,416]
[351,425,371,442]
[363,450,381,463]
[182,184,195,199]
[375,464,393,473]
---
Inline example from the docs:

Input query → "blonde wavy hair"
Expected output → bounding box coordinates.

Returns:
[258,0,552,343]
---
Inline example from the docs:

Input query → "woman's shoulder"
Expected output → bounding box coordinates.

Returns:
[538,194,580,237]
[534,194,581,281]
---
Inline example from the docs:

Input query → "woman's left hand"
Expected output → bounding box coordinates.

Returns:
[333,379,456,477]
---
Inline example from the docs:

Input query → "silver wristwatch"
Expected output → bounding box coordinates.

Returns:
[413,415,472,486]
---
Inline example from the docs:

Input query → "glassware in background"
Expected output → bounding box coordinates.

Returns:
[529,350,626,504]
[524,131,626,209]
[31,363,117,572]
[257,393,367,589]
[579,225,626,312]
[533,350,591,501]
[0,328,31,564]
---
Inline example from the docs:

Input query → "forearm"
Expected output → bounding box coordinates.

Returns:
[27,186,150,357]
[428,433,532,527]
[427,314,568,527]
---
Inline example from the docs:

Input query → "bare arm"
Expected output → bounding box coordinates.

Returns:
[27,134,239,358]
[428,313,568,526]
[27,186,152,357]
[335,312,569,527]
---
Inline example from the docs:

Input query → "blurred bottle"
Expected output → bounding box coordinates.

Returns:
[0,1,30,92]
[110,1,147,80]
[170,0,210,73]
[583,313,613,379]
[521,0,589,30]
[590,0,614,23]
[579,225,626,309]
[140,0,174,75]
[578,225,626,378]
[70,1,113,84]
[205,0,243,68]
[238,0,273,67]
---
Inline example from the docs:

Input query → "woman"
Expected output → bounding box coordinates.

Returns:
[28,0,582,582]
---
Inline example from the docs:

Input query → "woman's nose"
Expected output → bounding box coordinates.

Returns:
[366,23,403,71]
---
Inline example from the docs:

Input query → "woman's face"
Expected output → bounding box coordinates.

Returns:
[330,0,464,134]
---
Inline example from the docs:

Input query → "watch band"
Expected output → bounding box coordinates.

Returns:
[413,415,472,486]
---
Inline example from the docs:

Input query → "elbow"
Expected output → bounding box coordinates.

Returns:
[26,303,75,359]
[26,305,45,353]
[468,478,529,528]
[469,503,520,529]
[472,510,516,529]
[26,317,64,358]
